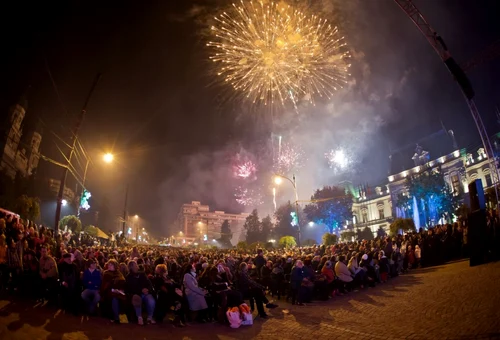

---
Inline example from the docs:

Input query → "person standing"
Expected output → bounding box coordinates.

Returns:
[39,246,58,303]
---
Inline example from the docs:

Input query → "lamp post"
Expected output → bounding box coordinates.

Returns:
[274,174,301,246]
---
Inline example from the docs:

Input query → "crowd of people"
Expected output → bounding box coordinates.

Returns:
[0,210,489,328]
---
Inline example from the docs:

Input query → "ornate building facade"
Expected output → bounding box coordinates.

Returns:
[0,98,42,179]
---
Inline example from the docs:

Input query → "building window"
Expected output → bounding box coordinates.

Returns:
[362,212,368,223]
[378,209,385,220]
[485,173,492,187]
[451,174,460,193]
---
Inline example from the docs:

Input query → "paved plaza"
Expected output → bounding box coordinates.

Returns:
[0,260,499,340]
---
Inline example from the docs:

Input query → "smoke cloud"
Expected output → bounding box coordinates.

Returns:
[159,0,433,236]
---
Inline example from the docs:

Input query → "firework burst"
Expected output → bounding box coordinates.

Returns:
[207,0,351,106]
[235,185,264,206]
[275,142,305,174]
[233,160,257,179]
[325,148,352,173]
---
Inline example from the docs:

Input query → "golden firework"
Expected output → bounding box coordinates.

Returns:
[207,0,351,106]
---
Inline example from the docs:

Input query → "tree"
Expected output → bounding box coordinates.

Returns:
[304,186,352,233]
[377,226,387,238]
[218,220,233,248]
[14,195,40,221]
[249,241,266,250]
[389,218,416,236]
[274,202,296,239]
[59,215,82,234]
[340,231,355,241]
[260,215,273,243]
[357,227,374,241]
[279,236,296,249]
[237,241,248,250]
[243,209,261,244]
[322,233,338,246]
[84,225,98,237]
[405,169,460,226]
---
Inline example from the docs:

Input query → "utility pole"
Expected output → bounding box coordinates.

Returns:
[54,74,101,236]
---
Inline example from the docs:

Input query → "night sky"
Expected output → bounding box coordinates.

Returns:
[1,0,499,237]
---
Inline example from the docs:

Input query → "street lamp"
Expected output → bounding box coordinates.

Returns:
[273,173,301,246]
[62,199,68,206]
[308,221,314,227]
[103,152,114,163]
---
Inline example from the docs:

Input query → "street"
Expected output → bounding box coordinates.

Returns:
[0,260,499,340]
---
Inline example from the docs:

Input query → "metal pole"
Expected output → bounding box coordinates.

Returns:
[55,74,101,235]
[122,184,129,235]
[293,174,301,246]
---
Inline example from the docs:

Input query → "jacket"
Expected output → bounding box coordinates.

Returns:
[290,266,305,289]
[83,268,102,290]
[334,261,353,283]
[39,255,58,278]
[237,269,264,297]
[58,261,79,290]
[321,266,334,283]
[183,273,208,311]
[126,272,153,296]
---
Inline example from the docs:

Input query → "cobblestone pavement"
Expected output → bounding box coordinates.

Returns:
[0,260,499,340]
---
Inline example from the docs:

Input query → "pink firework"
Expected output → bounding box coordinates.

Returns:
[275,143,305,174]
[234,160,257,179]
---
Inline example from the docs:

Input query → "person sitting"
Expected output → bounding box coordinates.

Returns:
[183,263,209,322]
[101,259,126,324]
[321,261,339,297]
[81,259,102,315]
[379,251,389,283]
[334,255,353,292]
[126,260,156,325]
[348,255,366,289]
[152,264,185,327]
[359,253,377,286]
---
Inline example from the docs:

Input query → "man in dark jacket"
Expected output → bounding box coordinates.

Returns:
[254,249,266,278]
[59,253,80,314]
[81,259,102,314]
[126,260,156,325]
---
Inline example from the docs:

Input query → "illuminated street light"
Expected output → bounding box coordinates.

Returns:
[274,177,283,185]
[134,215,139,219]
[308,221,314,227]
[103,153,114,163]
[62,199,68,206]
